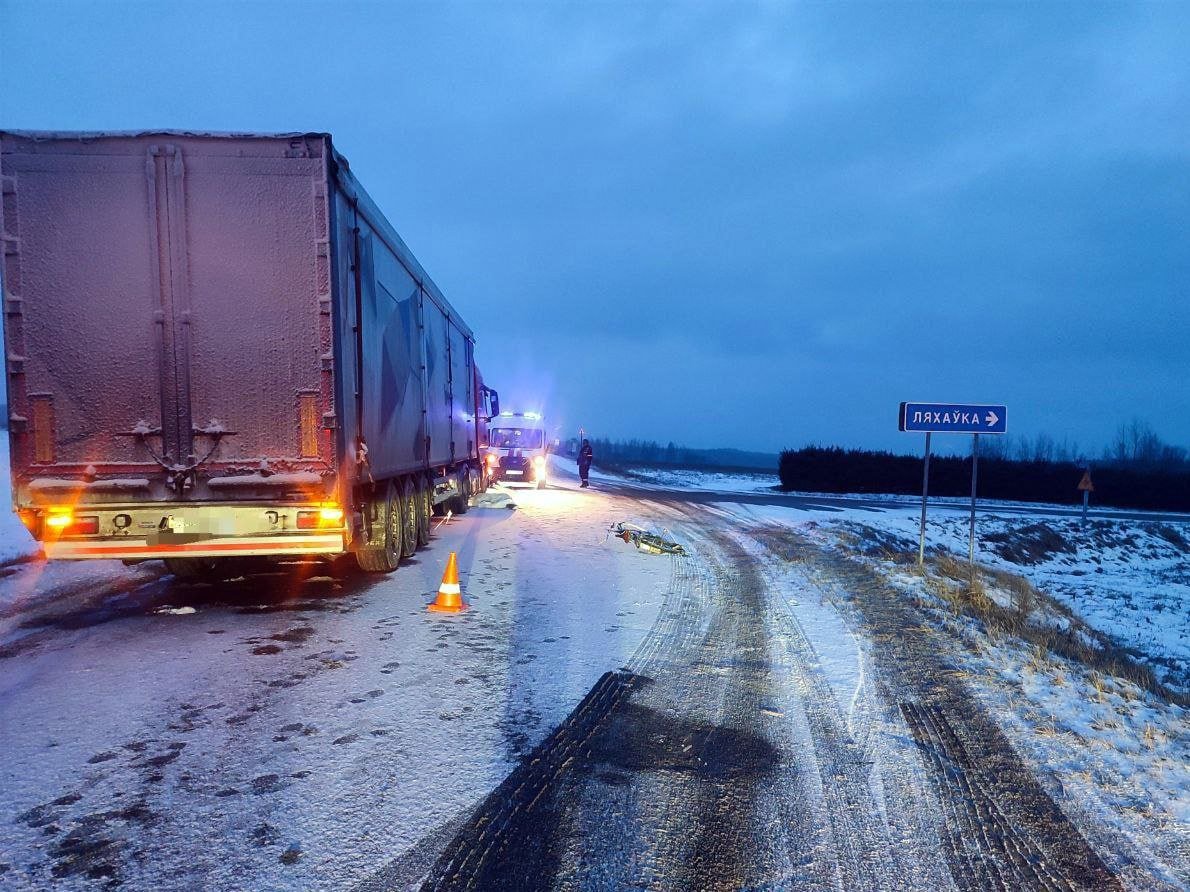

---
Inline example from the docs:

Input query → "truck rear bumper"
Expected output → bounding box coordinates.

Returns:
[45,533,346,561]
[28,502,349,561]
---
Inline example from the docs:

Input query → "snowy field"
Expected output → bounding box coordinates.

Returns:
[849,507,1188,692]
[555,456,777,494]
[613,466,778,493]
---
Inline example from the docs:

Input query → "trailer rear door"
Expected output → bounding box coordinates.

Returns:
[0,133,334,503]
[179,137,332,473]
[2,136,165,475]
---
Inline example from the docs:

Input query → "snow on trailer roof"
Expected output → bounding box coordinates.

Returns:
[0,129,330,141]
[0,129,475,342]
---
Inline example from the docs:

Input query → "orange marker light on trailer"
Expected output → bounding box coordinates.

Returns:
[298,506,345,529]
[45,511,73,529]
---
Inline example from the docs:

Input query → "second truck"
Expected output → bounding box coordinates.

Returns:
[0,130,499,576]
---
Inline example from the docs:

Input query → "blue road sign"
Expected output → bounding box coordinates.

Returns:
[899,402,1007,434]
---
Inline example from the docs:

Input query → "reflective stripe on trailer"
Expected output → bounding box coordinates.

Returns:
[45,534,346,560]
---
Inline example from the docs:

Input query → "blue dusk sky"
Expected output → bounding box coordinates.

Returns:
[1,1,1187,454]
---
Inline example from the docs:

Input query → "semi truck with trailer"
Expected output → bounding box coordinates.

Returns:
[0,130,498,576]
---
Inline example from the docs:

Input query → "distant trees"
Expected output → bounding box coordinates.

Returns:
[570,437,776,472]
[974,419,1188,472]
[777,420,1190,513]
[980,434,1074,464]
[588,438,697,467]
[1107,418,1188,469]
[568,419,1190,511]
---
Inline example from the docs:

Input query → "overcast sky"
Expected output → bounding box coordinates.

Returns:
[2,1,1187,455]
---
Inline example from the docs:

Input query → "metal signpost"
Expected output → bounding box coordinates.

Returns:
[899,402,1008,568]
[1078,467,1094,525]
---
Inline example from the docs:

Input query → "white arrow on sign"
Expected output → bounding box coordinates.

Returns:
[985,411,999,427]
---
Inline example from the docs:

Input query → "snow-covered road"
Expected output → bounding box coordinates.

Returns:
[0,462,1185,890]
[0,473,679,890]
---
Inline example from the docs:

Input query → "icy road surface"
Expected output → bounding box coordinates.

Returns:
[0,479,676,890]
[0,462,1184,890]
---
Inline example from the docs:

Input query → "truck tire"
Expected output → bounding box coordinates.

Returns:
[416,477,432,547]
[451,471,470,515]
[400,477,419,559]
[432,475,448,517]
[354,481,402,573]
[165,557,222,581]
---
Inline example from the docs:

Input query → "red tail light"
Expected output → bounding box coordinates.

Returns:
[72,516,100,535]
[64,516,99,535]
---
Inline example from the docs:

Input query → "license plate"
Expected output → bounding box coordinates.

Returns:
[506,470,523,476]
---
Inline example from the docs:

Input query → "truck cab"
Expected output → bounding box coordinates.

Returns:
[485,412,549,488]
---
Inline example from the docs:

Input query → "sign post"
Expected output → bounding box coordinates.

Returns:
[900,402,1007,570]
[918,432,932,568]
[1078,467,1094,525]
[969,434,979,563]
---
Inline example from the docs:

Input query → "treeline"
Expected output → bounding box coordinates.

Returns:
[778,446,1190,512]
[563,437,777,472]
[564,420,1190,511]
[977,419,1190,472]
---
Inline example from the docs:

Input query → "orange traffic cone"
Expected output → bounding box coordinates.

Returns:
[428,552,467,613]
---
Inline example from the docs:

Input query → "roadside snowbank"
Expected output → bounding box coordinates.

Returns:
[879,557,1189,888]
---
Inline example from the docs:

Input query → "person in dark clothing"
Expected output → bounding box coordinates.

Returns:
[578,439,593,488]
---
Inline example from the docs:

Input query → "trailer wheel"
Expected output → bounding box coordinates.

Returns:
[416,477,432,546]
[164,557,223,581]
[432,476,447,517]
[355,481,402,573]
[450,471,470,515]
[400,478,419,559]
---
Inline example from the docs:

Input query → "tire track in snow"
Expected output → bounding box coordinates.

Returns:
[703,526,898,891]
[749,525,1123,891]
[419,515,910,890]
